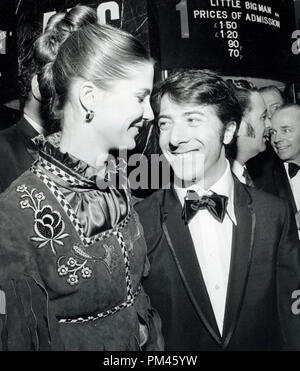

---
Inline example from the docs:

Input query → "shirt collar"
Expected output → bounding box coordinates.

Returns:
[175,160,237,225]
[232,160,245,182]
[23,113,45,135]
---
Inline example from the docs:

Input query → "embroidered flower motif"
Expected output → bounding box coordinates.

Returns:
[35,192,46,201]
[58,265,68,276]
[67,257,77,268]
[81,267,92,278]
[67,274,79,286]
[57,254,93,286]
[16,184,28,193]
[20,199,31,209]
[17,186,69,255]
[81,266,92,278]
[32,205,69,254]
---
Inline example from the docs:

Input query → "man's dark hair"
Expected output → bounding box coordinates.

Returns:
[152,70,242,146]
[226,79,258,116]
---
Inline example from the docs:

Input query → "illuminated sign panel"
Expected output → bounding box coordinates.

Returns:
[148,0,296,81]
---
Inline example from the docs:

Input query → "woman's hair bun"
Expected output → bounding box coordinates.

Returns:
[36,5,98,65]
[34,5,98,116]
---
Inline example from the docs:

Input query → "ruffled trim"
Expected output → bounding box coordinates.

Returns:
[33,133,99,182]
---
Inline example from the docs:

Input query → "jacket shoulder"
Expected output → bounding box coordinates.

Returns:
[250,186,287,208]
[134,190,165,234]
[0,124,19,147]
[247,185,290,223]
[135,189,164,214]
[0,170,43,208]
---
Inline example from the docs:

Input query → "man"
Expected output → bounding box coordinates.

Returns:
[246,85,285,192]
[0,22,46,193]
[136,70,300,350]
[230,84,270,185]
[269,104,300,237]
[259,85,285,119]
[0,21,46,350]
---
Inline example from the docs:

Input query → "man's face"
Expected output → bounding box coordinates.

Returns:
[260,89,284,118]
[158,94,235,187]
[237,92,268,157]
[270,107,300,164]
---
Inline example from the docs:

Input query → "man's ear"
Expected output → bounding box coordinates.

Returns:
[31,74,41,102]
[237,119,248,137]
[79,81,102,113]
[223,121,237,145]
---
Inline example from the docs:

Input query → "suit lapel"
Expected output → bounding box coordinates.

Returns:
[161,189,222,345]
[16,117,39,143]
[222,179,256,348]
[273,162,297,213]
[16,117,39,159]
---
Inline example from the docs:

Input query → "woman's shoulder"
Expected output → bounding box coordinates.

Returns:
[0,169,44,203]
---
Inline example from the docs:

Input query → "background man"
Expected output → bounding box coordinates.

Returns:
[270,104,300,237]
[0,21,47,192]
[136,70,300,350]
[230,84,270,185]
[259,85,285,119]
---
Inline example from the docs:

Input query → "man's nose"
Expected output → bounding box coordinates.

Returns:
[271,130,281,143]
[265,116,272,129]
[169,122,185,147]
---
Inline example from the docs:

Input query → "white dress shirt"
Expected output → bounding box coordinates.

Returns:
[232,160,247,185]
[284,162,300,238]
[24,113,45,135]
[176,161,236,335]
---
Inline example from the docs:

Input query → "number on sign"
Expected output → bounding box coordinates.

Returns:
[227,30,238,39]
[176,0,190,38]
[228,39,239,48]
[229,49,240,57]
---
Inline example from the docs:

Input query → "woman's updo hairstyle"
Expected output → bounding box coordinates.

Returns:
[34,5,97,118]
[34,4,153,119]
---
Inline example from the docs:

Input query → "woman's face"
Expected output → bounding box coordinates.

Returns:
[94,62,154,151]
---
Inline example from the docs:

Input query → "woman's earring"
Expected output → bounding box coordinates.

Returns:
[85,110,94,123]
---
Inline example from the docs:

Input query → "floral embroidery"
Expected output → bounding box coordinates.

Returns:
[16,184,69,255]
[73,243,118,274]
[82,267,92,278]
[57,254,93,286]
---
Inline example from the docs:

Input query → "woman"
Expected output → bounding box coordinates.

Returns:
[0,5,163,351]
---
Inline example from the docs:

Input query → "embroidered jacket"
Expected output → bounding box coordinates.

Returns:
[0,134,163,351]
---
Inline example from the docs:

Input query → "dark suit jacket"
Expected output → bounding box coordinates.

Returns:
[247,144,297,214]
[135,179,300,350]
[0,117,38,192]
[0,105,20,131]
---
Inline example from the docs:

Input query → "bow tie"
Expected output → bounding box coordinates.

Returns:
[288,163,300,179]
[182,190,228,224]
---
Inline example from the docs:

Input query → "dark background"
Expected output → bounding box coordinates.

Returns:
[0,0,300,104]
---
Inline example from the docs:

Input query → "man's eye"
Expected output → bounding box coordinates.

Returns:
[158,121,169,130]
[187,118,200,125]
[137,96,145,103]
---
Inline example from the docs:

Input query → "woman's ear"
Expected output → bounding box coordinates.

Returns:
[79,81,102,113]
[31,75,42,102]
[223,121,237,145]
